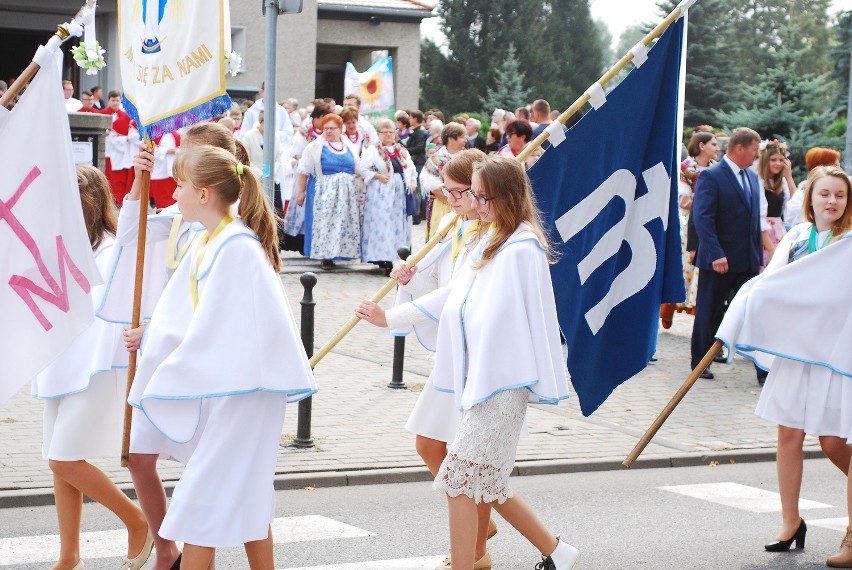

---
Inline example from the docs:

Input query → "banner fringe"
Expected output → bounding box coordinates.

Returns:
[122,94,233,141]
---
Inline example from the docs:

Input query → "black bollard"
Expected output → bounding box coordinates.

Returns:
[388,247,411,389]
[293,272,316,448]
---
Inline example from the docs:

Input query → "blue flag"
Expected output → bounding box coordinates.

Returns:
[527,16,686,416]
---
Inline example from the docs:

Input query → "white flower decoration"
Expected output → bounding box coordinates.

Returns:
[225,51,243,77]
[71,41,106,76]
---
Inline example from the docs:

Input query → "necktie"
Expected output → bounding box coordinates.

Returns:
[739,169,751,200]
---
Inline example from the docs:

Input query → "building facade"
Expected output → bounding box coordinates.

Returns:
[0,0,433,108]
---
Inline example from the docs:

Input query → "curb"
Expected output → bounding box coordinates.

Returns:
[0,446,823,510]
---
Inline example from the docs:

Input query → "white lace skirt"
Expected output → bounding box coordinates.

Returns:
[433,388,528,504]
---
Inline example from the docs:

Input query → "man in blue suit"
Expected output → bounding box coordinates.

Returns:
[691,127,762,379]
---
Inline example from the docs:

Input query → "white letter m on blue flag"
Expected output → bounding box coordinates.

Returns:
[555,163,670,335]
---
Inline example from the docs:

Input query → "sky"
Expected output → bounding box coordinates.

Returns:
[420,0,852,49]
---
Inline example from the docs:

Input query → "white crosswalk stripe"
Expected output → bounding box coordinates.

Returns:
[285,556,446,570]
[658,482,834,513]
[809,517,851,532]
[0,515,374,566]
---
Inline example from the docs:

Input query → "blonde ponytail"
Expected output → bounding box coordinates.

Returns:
[238,170,281,272]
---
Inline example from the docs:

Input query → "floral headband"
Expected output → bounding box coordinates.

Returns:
[759,138,790,157]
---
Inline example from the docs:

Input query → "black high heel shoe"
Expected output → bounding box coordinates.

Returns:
[765,518,807,551]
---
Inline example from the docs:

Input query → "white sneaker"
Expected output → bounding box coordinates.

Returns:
[535,539,580,569]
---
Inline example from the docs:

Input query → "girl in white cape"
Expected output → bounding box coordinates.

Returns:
[33,165,152,570]
[106,123,249,570]
[128,146,316,568]
[358,157,579,569]
[717,166,852,559]
[361,149,499,569]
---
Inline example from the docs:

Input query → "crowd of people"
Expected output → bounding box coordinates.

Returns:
[60,77,576,272]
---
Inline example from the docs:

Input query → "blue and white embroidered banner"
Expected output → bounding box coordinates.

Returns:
[118,0,232,140]
[527,16,686,416]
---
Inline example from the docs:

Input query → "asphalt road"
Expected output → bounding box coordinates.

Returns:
[1,459,850,569]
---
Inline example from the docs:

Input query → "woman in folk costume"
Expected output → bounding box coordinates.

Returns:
[420,122,468,241]
[295,113,362,267]
[358,157,579,570]
[358,118,416,267]
[33,165,152,570]
[340,105,373,158]
[359,150,500,569]
[715,166,852,557]
[101,122,247,570]
[128,147,316,569]
[282,107,330,255]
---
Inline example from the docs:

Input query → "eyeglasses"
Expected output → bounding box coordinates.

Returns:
[378,130,395,134]
[467,189,497,206]
[323,126,341,132]
[440,186,470,199]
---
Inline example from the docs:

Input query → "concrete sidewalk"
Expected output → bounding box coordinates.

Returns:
[0,228,815,508]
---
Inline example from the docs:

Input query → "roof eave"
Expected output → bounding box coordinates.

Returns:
[317,4,435,23]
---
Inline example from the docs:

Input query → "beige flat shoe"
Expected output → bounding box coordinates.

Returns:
[487,518,498,540]
[71,560,85,570]
[434,551,492,570]
[121,529,153,570]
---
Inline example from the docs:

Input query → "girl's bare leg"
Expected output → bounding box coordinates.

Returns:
[491,494,558,556]
[447,494,477,569]
[244,527,275,570]
[51,473,83,570]
[128,453,181,569]
[775,426,805,540]
[49,460,148,559]
[180,545,215,570]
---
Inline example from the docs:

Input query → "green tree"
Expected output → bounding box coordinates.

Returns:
[419,38,452,112]
[656,0,835,128]
[480,44,531,113]
[714,45,841,179]
[534,0,605,111]
[418,0,606,115]
[425,0,546,114]
[830,10,851,113]
[595,19,615,68]
[656,0,735,127]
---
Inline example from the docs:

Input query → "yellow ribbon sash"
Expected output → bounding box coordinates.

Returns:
[189,215,234,310]
[451,219,480,263]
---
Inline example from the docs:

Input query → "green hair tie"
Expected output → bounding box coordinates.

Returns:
[236,162,244,176]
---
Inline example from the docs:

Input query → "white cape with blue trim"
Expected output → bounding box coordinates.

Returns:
[128,219,317,443]
[717,225,852,376]
[422,224,570,410]
[98,201,204,325]
[33,237,128,399]
[391,214,475,351]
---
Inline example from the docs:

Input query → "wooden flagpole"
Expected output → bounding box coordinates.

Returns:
[120,137,154,467]
[0,1,96,109]
[622,340,722,468]
[516,3,686,162]
[309,215,457,368]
